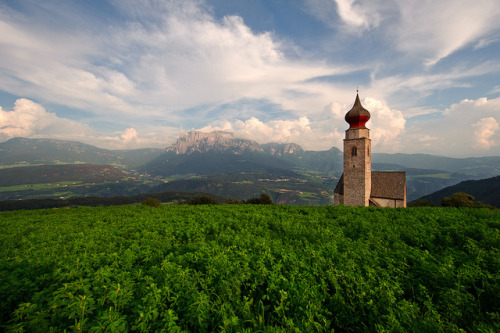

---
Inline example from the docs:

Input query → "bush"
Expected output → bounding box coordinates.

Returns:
[226,198,243,204]
[245,193,274,205]
[441,192,495,209]
[142,198,161,207]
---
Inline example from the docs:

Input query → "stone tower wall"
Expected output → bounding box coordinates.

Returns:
[343,129,371,206]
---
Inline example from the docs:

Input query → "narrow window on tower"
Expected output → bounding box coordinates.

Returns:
[352,146,357,156]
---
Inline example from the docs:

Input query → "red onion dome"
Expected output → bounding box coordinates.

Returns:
[345,93,370,129]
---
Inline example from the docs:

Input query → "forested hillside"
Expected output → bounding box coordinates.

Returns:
[417,175,500,207]
[0,137,163,169]
[0,164,126,187]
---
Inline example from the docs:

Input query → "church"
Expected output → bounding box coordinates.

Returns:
[334,93,407,207]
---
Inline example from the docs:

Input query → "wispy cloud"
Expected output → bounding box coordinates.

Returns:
[305,0,500,66]
[0,0,345,119]
[490,86,500,94]
[370,61,500,107]
[0,0,499,156]
[395,0,500,66]
[304,0,391,32]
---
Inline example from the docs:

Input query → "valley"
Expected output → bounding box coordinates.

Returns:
[0,132,499,206]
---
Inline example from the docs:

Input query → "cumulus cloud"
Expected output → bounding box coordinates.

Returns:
[120,128,139,144]
[233,116,313,144]
[362,97,406,148]
[0,99,177,149]
[402,97,500,156]
[97,126,181,149]
[0,99,91,141]
[199,115,341,150]
[200,116,309,143]
[98,128,143,148]
[197,96,405,151]
[473,117,499,149]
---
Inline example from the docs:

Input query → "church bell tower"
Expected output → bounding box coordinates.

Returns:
[343,92,371,206]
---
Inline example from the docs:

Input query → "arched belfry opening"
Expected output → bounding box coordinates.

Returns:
[351,146,357,156]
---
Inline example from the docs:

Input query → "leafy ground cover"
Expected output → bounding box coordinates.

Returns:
[1,205,499,332]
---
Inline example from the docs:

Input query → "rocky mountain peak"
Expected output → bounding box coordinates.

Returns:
[166,131,263,154]
[262,142,304,156]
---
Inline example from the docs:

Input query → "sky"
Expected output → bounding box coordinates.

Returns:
[0,0,500,157]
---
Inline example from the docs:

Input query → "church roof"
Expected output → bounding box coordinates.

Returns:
[371,171,406,200]
[345,93,371,129]
[333,174,344,195]
[333,171,406,200]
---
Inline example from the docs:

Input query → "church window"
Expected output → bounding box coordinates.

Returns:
[351,146,357,156]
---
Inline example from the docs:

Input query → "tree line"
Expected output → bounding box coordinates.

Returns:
[0,192,275,211]
[142,193,274,207]
[410,192,496,209]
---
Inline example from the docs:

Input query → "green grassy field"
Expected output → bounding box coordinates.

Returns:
[407,173,455,180]
[0,181,85,192]
[1,205,499,332]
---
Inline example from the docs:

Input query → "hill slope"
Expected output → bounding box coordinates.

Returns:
[140,150,297,176]
[372,153,500,177]
[150,170,334,205]
[416,175,500,207]
[0,164,126,187]
[0,137,163,169]
[0,164,158,201]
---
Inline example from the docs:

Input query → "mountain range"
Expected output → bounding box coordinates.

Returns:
[1,132,499,205]
[0,137,164,169]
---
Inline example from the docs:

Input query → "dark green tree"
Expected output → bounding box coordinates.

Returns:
[440,192,494,209]
[441,192,475,207]
[246,193,274,205]
[225,198,243,204]
[142,197,161,207]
